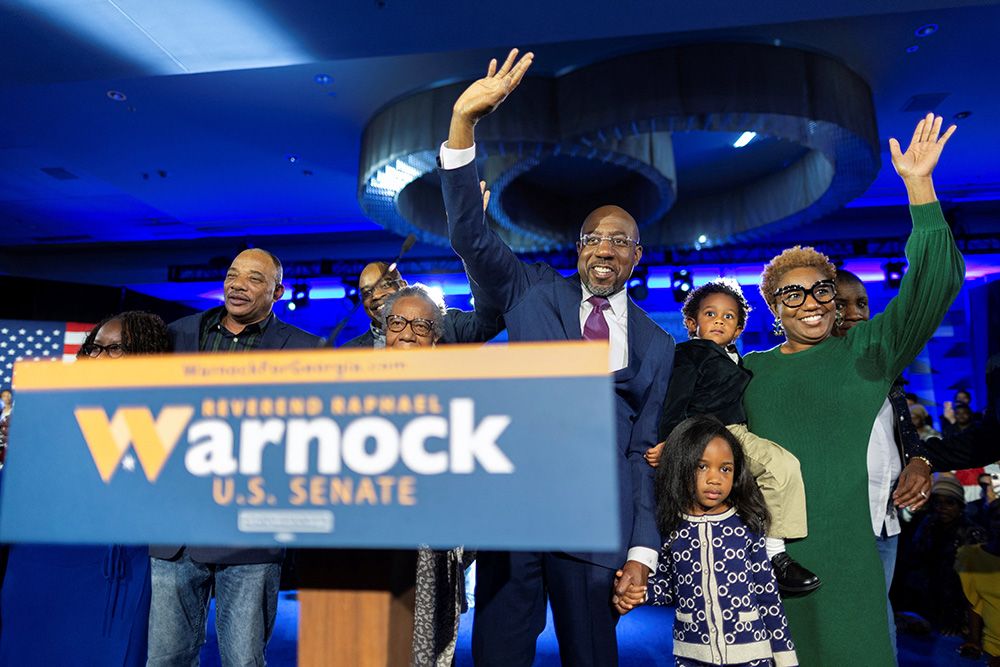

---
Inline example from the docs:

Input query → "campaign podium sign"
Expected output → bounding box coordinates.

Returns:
[0,343,619,553]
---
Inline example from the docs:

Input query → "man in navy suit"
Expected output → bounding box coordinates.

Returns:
[148,248,321,667]
[439,50,675,666]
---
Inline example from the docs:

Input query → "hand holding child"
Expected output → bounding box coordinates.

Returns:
[612,570,647,615]
[644,442,664,467]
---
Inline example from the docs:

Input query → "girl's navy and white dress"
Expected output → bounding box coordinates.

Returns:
[650,507,798,667]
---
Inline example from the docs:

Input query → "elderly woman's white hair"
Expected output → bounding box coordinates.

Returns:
[380,283,447,340]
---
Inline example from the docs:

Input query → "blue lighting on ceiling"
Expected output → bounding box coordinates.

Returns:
[915,24,939,37]
[15,0,312,74]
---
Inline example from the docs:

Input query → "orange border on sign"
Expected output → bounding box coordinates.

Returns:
[13,342,610,391]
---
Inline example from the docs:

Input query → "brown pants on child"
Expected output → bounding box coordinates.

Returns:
[727,422,808,539]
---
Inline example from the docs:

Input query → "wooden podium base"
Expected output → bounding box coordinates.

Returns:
[296,549,417,667]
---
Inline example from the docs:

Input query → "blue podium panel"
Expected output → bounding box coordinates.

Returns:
[0,343,619,552]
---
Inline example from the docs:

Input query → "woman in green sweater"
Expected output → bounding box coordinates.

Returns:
[742,113,964,666]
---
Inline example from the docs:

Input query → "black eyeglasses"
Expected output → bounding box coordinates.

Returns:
[385,315,434,337]
[773,279,836,308]
[360,278,401,301]
[80,343,125,358]
[579,234,638,250]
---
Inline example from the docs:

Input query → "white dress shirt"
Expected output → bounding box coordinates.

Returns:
[579,284,629,372]
[867,398,903,537]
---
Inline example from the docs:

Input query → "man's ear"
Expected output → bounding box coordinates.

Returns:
[398,279,408,287]
[272,283,285,303]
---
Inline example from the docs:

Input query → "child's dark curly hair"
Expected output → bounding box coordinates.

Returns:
[680,277,751,336]
[78,311,171,358]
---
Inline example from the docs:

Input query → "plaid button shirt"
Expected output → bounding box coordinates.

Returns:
[199,309,274,353]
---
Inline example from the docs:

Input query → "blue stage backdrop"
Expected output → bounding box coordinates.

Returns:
[0,343,618,552]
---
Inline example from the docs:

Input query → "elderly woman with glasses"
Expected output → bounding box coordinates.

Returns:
[739,114,965,666]
[0,311,170,667]
[379,284,473,666]
[381,284,447,350]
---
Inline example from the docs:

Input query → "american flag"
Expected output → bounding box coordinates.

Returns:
[0,319,94,389]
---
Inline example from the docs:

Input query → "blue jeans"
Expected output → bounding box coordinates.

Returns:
[148,554,280,667]
[876,533,899,666]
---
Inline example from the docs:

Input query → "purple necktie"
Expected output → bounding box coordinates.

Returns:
[582,296,611,341]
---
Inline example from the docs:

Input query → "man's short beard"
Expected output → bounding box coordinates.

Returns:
[583,279,620,298]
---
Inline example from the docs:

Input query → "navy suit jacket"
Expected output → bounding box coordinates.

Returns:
[150,306,322,565]
[442,161,675,569]
[339,307,502,348]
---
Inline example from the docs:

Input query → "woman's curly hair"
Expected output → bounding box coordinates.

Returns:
[681,277,751,335]
[759,245,836,313]
[78,311,171,357]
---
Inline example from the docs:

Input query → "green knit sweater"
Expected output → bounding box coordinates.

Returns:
[743,201,965,666]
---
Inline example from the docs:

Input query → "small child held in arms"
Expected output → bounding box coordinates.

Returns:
[644,278,818,594]
[617,415,797,666]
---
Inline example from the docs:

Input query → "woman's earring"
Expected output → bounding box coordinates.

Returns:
[835,310,844,328]
[772,316,784,336]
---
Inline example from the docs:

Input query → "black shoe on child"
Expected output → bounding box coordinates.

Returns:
[770,553,822,596]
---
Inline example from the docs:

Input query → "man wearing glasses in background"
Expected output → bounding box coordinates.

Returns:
[339,260,502,348]
[437,49,675,666]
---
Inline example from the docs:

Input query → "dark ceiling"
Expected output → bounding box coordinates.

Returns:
[1,0,999,311]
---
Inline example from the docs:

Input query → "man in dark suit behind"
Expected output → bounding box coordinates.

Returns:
[438,50,675,666]
[339,261,502,348]
[148,248,321,667]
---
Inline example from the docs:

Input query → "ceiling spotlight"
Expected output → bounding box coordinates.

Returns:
[906,46,919,53]
[288,283,310,311]
[915,24,938,37]
[671,269,693,303]
[882,260,907,289]
[106,91,126,101]
[314,74,333,84]
[286,154,300,163]
[697,234,708,244]
[627,268,649,301]
[733,132,757,148]
[954,111,972,120]
[342,279,360,307]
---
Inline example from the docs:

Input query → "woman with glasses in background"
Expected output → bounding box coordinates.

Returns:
[740,114,965,665]
[0,311,170,667]
[380,285,476,666]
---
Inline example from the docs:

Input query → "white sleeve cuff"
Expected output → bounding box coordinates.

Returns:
[439,141,476,170]
[627,547,658,574]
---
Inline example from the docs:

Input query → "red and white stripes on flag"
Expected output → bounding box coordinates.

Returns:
[61,322,94,361]
[0,320,95,389]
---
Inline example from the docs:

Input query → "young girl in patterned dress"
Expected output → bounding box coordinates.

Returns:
[616,414,798,666]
